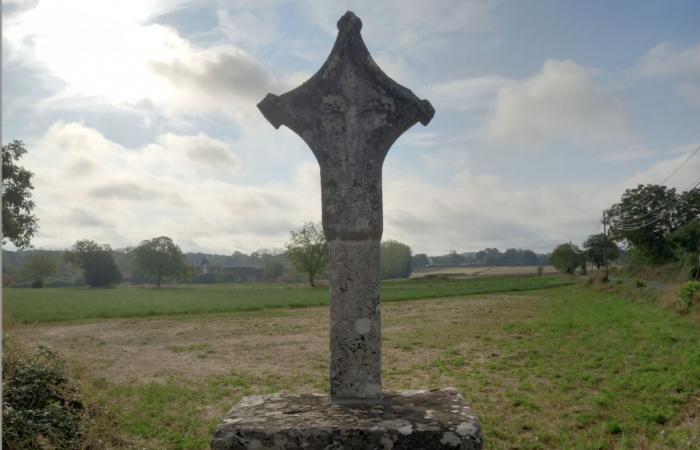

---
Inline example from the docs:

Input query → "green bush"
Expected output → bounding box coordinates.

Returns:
[2,344,83,449]
[678,281,700,312]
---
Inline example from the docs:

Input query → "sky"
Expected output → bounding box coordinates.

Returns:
[2,0,699,255]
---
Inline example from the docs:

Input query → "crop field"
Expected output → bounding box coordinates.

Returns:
[4,279,700,449]
[4,275,568,323]
[411,265,559,278]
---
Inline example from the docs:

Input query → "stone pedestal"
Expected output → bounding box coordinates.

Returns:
[211,387,483,450]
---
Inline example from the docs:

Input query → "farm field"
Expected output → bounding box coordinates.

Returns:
[4,281,700,449]
[4,275,568,323]
[411,265,559,278]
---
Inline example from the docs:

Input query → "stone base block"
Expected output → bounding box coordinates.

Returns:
[211,387,483,449]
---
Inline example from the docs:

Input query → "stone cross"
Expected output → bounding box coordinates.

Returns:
[258,11,434,403]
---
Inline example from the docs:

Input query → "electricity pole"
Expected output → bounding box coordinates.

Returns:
[602,210,609,282]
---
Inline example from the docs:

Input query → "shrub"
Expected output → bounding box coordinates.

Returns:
[678,281,700,312]
[2,344,83,449]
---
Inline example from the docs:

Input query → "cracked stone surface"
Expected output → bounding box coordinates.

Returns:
[257,10,434,401]
[211,387,483,449]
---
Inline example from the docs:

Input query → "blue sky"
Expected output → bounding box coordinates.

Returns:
[3,0,699,254]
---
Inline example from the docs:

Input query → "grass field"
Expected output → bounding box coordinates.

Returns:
[4,280,700,449]
[4,275,568,323]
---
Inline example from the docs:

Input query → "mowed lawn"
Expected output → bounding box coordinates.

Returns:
[4,275,567,323]
[4,281,700,449]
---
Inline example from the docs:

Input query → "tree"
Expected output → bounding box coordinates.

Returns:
[583,233,620,270]
[2,140,38,248]
[670,220,700,279]
[20,253,57,288]
[132,236,187,288]
[607,184,698,264]
[550,243,586,274]
[412,253,429,268]
[380,240,412,279]
[64,240,121,287]
[285,222,329,287]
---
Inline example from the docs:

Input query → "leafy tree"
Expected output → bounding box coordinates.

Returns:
[2,140,37,248]
[20,253,57,288]
[551,243,586,274]
[583,233,620,270]
[412,253,429,268]
[670,220,700,279]
[132,236,187,288]
[607,184,698,264]
[64,240,121,287]
[285,222,329,287]
[380,240,412,279]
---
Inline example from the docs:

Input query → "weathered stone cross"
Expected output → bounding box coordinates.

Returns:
[258,11,434,403]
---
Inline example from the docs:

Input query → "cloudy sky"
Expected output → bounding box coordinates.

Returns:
[3,0,699,255]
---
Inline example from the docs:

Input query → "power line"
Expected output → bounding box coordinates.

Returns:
[660,144,700,185]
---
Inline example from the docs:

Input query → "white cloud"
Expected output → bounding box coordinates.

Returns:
[24,121,320,252]
[638,42,700,107]
[622,143,700,191]
[601,147,655,163]
[483,60,633,146]
[22,121,699,256]
[383,169,612,254]
[424,76,509,113]
[638,42,700,79]
[156,133,241,173]
[2,0,284,123]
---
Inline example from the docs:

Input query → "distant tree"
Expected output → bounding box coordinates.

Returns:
[285,222,329,287]
[64,240,121,287]
[474,248,502,265]
[607,184,699,264]
[583,233,620,270]
[263,259,285,281]
[550,243,586,274]
[132,236,187,288]
[20,253,57,288]
[412,253,430,268]
[381,240,412,279]
[432,250,466,266]
[2,140,38,248]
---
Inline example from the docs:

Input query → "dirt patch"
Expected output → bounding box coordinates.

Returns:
[7,294,540,387]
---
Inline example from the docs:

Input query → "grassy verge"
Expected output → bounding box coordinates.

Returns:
[4,275,568,323]
[57,285,700,449]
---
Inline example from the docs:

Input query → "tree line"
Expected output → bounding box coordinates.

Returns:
[413,248,550,268]
[551,184,699,278]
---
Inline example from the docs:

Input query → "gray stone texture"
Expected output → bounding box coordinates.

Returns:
[211,388,483,450]
[257,10,434,401]
[329,239,381,400]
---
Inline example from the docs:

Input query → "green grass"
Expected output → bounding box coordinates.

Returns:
[80,285,700,449]
[4,275,568,323]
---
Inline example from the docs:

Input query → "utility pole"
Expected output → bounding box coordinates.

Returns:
[603,210,609,282]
